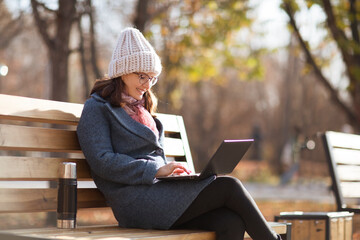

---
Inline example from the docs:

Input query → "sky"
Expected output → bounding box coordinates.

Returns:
[250,0,290,49]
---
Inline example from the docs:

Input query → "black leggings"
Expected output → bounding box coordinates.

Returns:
[171,176,278,240]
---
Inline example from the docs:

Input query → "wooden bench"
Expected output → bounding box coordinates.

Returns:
[322,131,360,214]
[0,94,290,240]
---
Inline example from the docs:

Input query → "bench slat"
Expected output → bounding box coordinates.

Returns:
[0,188,106,213]
[332,148,360,165]
[0,222,287,239]
[3,225,208,236]
[0,226,216,240]
[326,131,360,150]
[0,188,56,213]
[337,165,360,181]
[77,189,108,208]
[0,124,81,152]
[176,116,195,173]
[340,182,360,198]
[163,138,184,156]
[0,157,91,180]
[33,228,213,239]
[156,113,181,133]
[0,94,83,125]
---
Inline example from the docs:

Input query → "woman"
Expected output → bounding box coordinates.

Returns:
[77,27,282,240]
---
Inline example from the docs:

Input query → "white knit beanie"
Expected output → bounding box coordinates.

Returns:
[108,27,162,79]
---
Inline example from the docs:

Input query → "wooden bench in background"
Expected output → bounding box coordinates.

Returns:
[322,131,360,214]
[0,94,290,240]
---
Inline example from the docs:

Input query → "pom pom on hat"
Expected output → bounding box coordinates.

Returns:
[108,27,162,79]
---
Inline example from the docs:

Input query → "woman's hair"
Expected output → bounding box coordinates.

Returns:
[90,77,158,115]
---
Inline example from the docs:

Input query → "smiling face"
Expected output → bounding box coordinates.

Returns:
[121,72,156,100]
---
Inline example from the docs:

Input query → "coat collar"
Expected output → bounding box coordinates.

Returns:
[91,93,163,148]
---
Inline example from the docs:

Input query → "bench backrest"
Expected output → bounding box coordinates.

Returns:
[0,94,194,214]
[322,131,360,213]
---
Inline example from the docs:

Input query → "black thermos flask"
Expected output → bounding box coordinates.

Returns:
[57,162,77,228]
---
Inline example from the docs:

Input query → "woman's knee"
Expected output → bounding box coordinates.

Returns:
[213,176,254,207]
[214,176,245,194]
[216,176,243,185]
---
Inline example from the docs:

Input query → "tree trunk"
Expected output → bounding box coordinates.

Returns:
[49,49,69,101]
[133,0,151,32]
[77,16,90,99]
[87,0,101,79]
[31,0,76,101]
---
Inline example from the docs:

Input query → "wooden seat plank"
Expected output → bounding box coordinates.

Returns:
[0,157,91,180]
[156,113,181,133]
[0,124,81,152]
[0,222,287,240]
[0,188,106,213]
[0,94,82,125]
[0,188,56,213]
[337,165,360,181]
[333,148,360,165]
[0,226,215,240]
[325,131,360,150]
[340,182,360,198]
[163,138,185,157]
[49,229,211,238]
[3,225,175,235]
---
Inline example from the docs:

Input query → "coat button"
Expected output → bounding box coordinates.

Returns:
[156,148,163,155]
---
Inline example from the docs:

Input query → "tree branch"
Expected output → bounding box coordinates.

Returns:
[348,0,360,67]
[349,0,360,44]
[283,1,359,128]
[0,13,24,49]
[86,0,101,79]
[30,0,54,49]
[321,0,354,69]
[36,1,57,13]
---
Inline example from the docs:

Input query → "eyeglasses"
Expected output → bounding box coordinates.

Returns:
[134,72,158,86]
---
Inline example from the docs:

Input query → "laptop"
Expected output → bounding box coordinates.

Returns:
[156,139,253,181]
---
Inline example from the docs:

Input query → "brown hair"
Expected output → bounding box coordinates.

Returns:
[90,77,158,115]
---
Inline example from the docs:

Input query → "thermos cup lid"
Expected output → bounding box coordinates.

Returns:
[59,162,77,179]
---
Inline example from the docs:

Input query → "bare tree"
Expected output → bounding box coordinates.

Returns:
[31,0,76,101]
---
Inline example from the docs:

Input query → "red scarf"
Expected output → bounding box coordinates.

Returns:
[121,93,159,139]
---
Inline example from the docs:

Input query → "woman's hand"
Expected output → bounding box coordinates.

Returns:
[155,162,191,177]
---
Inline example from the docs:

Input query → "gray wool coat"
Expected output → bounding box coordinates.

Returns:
[76,93,215,229]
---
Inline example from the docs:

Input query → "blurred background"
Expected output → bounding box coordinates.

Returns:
[1,0,359,236]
